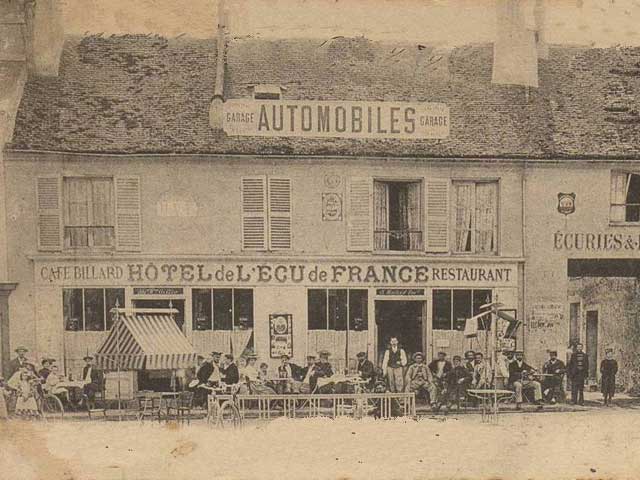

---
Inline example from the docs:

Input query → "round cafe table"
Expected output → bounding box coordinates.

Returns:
[467,388,515,423]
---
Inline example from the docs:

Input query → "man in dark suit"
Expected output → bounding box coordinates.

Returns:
[356,351,376,391]
[311,350,334,393]
[81,356,103,409]
[508,351,543,410]
[568,343,589,405]
[542,350,566,404]
[220,354,239,385]
[446,355,472,409]
[8,347,36,377]
[428,351,453,405]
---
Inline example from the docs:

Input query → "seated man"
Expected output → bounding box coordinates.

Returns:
[428,351,452,399]
[542,350,566,404]
[311,350,335,394]
[404,352,438,410]
[356,351,376,391]
[298,355,317,394]
[81,356,102,409]
[471,352,491,389]
[508,351,543,410]
[445,355,471,408]
[276,354,300,394]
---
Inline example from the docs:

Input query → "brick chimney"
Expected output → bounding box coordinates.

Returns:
[23,0,65,77]
[209,0,228,130]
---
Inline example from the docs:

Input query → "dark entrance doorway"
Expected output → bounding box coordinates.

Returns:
[132,299,185,332]
[375,300,424,364]
[586,310,598,381]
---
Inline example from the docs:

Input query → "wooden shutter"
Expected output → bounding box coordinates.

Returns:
[425,177,450,253]
[268,177,292,250]
[241,176,267,250]
[115,176,141,251]
[36,175,62,251]
[346,177,373,251]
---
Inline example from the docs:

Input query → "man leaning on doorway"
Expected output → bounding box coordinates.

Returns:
[381,337,408,392]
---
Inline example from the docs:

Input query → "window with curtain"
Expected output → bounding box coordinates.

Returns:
[453,181,498,254]
[307,289,368,331]
[191,288,254,331]
[63,288,124,331]
[610,171,640,223]
[373,180,422,251]
[64,177,114,248]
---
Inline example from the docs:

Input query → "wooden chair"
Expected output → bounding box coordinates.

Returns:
[167,391,194,424]
[136,392,163,423]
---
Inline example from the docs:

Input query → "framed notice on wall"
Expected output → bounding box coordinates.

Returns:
[269,314,293,358]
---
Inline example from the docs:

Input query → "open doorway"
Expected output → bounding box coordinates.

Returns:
[375,300,425,364]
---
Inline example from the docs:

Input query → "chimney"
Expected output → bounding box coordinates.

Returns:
[24,0,65,77]
[209,0,228,130]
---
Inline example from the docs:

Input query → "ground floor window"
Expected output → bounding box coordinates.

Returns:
[192,288,254,331]
[432,289,492,331]
[63,288,125,331]
[307,289,368,331]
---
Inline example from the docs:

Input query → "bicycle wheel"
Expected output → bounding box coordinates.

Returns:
[41,394,64,420]
[216,400,242,429]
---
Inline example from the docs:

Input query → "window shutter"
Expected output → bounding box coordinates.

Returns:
[425,177,450,253]
[115,176,141,251]
[268,177,292,250]
[36,175,62,251]
[241,176,267,250]
[347,177,373,251]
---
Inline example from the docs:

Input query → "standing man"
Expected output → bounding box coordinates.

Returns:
[567,343,589,406]
[220,354,239,386]
[8,347,35,377]
[508,351,543,410]
[81,355,102,409]
[381,337,407,393]
[542,350,566,404]
[600,348,618,407]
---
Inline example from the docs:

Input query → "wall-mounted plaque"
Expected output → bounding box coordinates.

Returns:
[322,193,342,221]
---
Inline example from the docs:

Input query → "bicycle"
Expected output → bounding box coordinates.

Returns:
[200,384,243,428]
[36,388,65,421]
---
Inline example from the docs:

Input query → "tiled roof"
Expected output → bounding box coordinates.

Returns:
[7,34,640,158]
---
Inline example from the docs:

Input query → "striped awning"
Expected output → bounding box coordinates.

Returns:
[95,312,197,370]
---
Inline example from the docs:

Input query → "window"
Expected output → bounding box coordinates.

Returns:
[63,288,124,331]
[374,180,423,251]
[307,289,368,331]
[611,171,640,223]
[432,289,492,330]
[241,176,292,251]
[453,181,498,254]
[63,177,115,248]
[192,288,254,331]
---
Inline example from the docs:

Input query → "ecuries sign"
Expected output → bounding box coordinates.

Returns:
[223,100,450,139]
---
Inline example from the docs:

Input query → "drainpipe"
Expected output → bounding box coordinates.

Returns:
[209,0,228,130]
[521,163,527,354]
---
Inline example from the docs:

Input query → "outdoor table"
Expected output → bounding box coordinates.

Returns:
[56,380,87,408]
[467,388,514,423]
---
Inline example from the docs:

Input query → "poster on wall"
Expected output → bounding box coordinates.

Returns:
[269,314,293,358]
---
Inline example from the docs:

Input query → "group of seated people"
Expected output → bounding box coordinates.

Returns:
[188,342,567,412]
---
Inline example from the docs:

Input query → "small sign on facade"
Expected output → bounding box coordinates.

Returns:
[133,287,184,296]
[269,313,293,358]
[322,193,342,221]
[557,193,576,216]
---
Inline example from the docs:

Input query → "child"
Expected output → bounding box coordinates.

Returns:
[600,348,618,407]
[15,371,39,419]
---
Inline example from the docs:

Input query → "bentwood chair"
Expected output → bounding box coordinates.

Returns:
[136,392,163,423]
[167,391,195,424]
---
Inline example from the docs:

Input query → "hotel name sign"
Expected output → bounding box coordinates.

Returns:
[223,100,450,139]
[37,260,515,288]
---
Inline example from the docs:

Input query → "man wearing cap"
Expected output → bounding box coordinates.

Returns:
[508,351,543,410]
[446,355,472,408]
[356,352,376,391]
[8,347,35,377]
[82,355,102,409]
[542,350,566,404]
[567,343,589,406]
[404,352,438,408]
[381,337,407,393]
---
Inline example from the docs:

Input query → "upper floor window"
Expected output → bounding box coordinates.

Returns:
[453,181,498,254]
[374,180,423,251]
[611,171,640,223]
[64,177,115,249]
[241,176,292,251]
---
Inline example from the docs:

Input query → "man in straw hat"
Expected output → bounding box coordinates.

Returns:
[8,346,35,377]
[405,352,438,410]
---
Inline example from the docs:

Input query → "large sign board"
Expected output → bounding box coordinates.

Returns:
[223,100,450,139]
